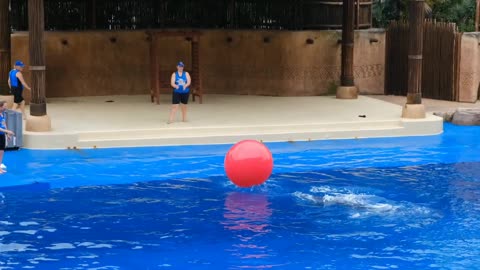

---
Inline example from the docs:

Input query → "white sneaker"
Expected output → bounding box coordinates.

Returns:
[0,164,6,170]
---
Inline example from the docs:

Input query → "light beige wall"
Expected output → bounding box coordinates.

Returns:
[459,33,480,103]
[11,29,386,99]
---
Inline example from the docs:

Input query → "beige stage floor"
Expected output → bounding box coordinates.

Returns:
[369,95,480,112]
[23,95,443,149]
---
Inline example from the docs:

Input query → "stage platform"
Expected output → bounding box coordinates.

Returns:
[23,95,443,149]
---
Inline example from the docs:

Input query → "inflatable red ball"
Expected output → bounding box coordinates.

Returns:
[224,140,274,188]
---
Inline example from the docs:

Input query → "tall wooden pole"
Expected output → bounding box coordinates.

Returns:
[402,0,426,118]
[86,0,97,30]
[336,0,358,99]
[406,0,425,105]
[149,33,160,104]
[191,35,202,104]
[341,0,354,87]
[476,0,480,31]
[28,0,47,116]
[0,0,10,95]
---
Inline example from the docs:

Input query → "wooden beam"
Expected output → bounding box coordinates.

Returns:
[0,0,10,95]
[28,0,47,116]
[406,0,425,105]
[340,0,355,87]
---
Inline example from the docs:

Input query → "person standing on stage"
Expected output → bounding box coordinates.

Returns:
[8,60,32,120]
[168,61,191,124]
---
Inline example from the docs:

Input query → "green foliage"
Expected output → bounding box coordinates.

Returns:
[373,0,476,32]
[373,0,408,28]
[431,0,476,31]
[326,81,339,96]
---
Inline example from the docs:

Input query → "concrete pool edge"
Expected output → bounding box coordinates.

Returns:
[22,116,443,150]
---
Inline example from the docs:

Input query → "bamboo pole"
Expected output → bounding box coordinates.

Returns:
[28,0,47,116]
[0,0,10,95]
[406,0,425,105]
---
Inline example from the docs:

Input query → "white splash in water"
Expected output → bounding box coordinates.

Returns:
[0,243,36,253]
[19,222,39,227]
[87,244,113,249]
[327,231,387,240]
[86,266,120,270]
[293,186,440,219]
[310,186,340,194]
[13,230,37,235]
[292,192,318,203]
[0,221,13,226]
[322,194,400,213]
[46,243,75,250]
[77,242,95,247]
[30,257,58,262]
[79,255,99,259]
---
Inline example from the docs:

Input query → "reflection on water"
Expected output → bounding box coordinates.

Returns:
[223,192,272,234]
[222,192,275,268]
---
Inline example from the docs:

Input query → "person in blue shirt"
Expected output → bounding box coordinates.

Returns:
[8,60,32,120]
[0,101,15,174]
[168,61,191,124]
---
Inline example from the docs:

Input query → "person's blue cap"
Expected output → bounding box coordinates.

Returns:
[177,61,185,67]
[15,60,25,67]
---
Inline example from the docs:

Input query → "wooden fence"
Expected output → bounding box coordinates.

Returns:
[385,20,462,101]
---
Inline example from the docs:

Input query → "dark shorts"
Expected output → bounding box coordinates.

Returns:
[11,88,24,104]
[172,92,189,105]
[0,135,5,151]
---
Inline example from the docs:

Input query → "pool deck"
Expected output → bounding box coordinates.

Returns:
[23,94,443,149]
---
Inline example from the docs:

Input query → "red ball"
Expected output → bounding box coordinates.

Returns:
[224,140,274,188]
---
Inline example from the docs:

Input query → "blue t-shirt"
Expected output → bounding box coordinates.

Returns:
[0,112,6,135]
[9,69,23,90]
[174,72,190,94]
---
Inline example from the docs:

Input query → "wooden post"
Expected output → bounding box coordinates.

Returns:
[356,0,360,29]
[402,0,426,118]
[149,33,160,104]
[149,32,155,103]
[336,0,358,99]
[406,0,425,105]
[191,35,202,104]
[86,0,97,30]
[0,0,10,95]
[28,0,47,116]
[476,0,480,31]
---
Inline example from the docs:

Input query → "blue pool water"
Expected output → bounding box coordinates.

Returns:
[1,123,480,269]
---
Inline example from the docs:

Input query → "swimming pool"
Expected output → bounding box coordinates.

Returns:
[1,123,479,269]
